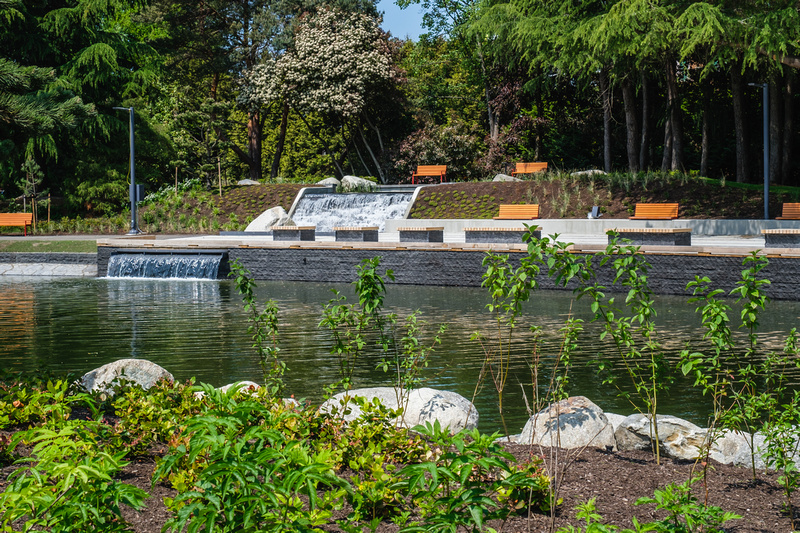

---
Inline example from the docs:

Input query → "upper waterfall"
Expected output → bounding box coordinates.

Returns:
[290,192,413,232]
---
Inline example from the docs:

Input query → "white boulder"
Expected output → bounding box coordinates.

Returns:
[492,174,522,182]
[317,177,341,186]
[519,396,616,450]
[615,414,708,460]
[340,175,377,192]
[320,387,478,434]
[80,359,173,395]
[237,179,260,186]
[245,206,294,232]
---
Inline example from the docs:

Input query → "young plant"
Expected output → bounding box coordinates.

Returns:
[0,423,147,532]
[230,259,283,397]
[473,250,537,437]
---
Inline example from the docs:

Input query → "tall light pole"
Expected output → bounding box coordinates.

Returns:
[749,83,770,220]
[113,106,141,234]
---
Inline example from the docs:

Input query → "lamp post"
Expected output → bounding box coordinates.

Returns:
[748,83,769,220]
[113,106,141,234]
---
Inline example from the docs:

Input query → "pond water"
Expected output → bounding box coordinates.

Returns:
[2,276,800,435]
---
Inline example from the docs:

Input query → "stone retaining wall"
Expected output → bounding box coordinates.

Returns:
[92,245,800,300]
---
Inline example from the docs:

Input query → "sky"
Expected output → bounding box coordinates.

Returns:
[377,0,426,41]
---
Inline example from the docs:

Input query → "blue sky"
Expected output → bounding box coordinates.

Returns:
[377,0,426,41]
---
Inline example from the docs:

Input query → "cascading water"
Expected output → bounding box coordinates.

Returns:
[290,192,413,232]
[106,253,224,279]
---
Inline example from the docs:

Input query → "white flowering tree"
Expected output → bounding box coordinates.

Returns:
[244,7,395,180]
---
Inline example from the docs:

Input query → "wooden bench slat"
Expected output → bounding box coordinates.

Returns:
[411,165,447,184]
[493,204,539,220]
[776,203,800,220]
[511,162,548,176]
[0,213,33,236]
[629,203,679,220]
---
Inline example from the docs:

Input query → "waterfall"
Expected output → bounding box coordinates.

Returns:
[290,192,412,232]
[107,253,224,279]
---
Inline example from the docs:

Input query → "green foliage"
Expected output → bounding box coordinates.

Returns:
[0,375,84,430]
[397,421,552,532]
[154,389,348,533]
[0,423,147,532]
[635,477,740,532]
[230,260,284,396]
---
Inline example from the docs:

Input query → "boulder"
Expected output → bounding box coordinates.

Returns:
[320,387,478,434]
[237,179,260,186]
[219,381,261,394]
[604,412,627,432]
[245,206,294,232]
[80,359,173,395]
[340,175,377,192]
[492,174,522,182]
[615,414,707,460]
[317,177,341,187]
[571,169,607,177]
[518,396,616,450]
[709,430,770,470]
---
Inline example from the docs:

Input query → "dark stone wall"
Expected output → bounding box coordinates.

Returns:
[97,247,800,300]
[0,252,96,264]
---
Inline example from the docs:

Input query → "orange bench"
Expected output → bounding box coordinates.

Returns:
[411,165,447,184]
[776,203,800,220]
[511,162,548,176]
[493,204,539,220]
[629,203,679,220]
[0,213,33,235]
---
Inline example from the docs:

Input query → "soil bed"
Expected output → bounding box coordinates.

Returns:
[3,443,785,532]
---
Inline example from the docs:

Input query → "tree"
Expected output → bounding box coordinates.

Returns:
[244,7,395,179]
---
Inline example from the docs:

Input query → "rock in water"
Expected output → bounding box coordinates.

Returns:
[320,387,478,434]
[80,359,173,394]
[245,206,294,232]
[519,396,617,450]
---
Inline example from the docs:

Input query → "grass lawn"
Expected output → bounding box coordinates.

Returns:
[0,240,97,253]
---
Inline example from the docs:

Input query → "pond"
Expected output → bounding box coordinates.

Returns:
[2,276,800,434]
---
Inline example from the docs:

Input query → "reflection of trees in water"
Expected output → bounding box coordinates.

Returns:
[4,278,800,432]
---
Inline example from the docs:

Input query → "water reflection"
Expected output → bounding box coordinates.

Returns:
[1,277,800,434]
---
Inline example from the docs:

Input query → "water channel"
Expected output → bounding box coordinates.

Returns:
[2,276,800,434]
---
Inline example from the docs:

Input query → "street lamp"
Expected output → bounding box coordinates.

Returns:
[113,106,141,234]
[748,83,769,220]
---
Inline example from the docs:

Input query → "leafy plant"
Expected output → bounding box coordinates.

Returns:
[230,259,284,396]
[397,421,552,532]
[0,423,147,532]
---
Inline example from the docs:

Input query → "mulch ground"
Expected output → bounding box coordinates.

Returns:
[3,443,789,533]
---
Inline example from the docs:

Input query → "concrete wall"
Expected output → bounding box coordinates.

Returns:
[0,252,97,277]
[386,218,800,236]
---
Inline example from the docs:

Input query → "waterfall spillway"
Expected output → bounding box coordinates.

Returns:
[290,192,413,232]
[107,252,225,279]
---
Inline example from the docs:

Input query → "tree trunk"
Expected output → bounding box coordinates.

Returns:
[270,101,290,180]
[639,72,650,171]
[246,109,262,181]
[769,76,783,184]
[534,89,544,161]
[783,72,794,185]
[700,87,710,177]
[621,75,639,173]
[476,39,499,141]
[664,58,684,171]
[731,62,750,183]
[661,117,672,171]
[599,69,612,173]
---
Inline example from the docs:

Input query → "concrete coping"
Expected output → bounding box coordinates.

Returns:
[273,226,315,230]
[610,228,692,233]
[333,226,378,231]
[464,227,540,232]
[398,227,444,231]
[762,229,800,234]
